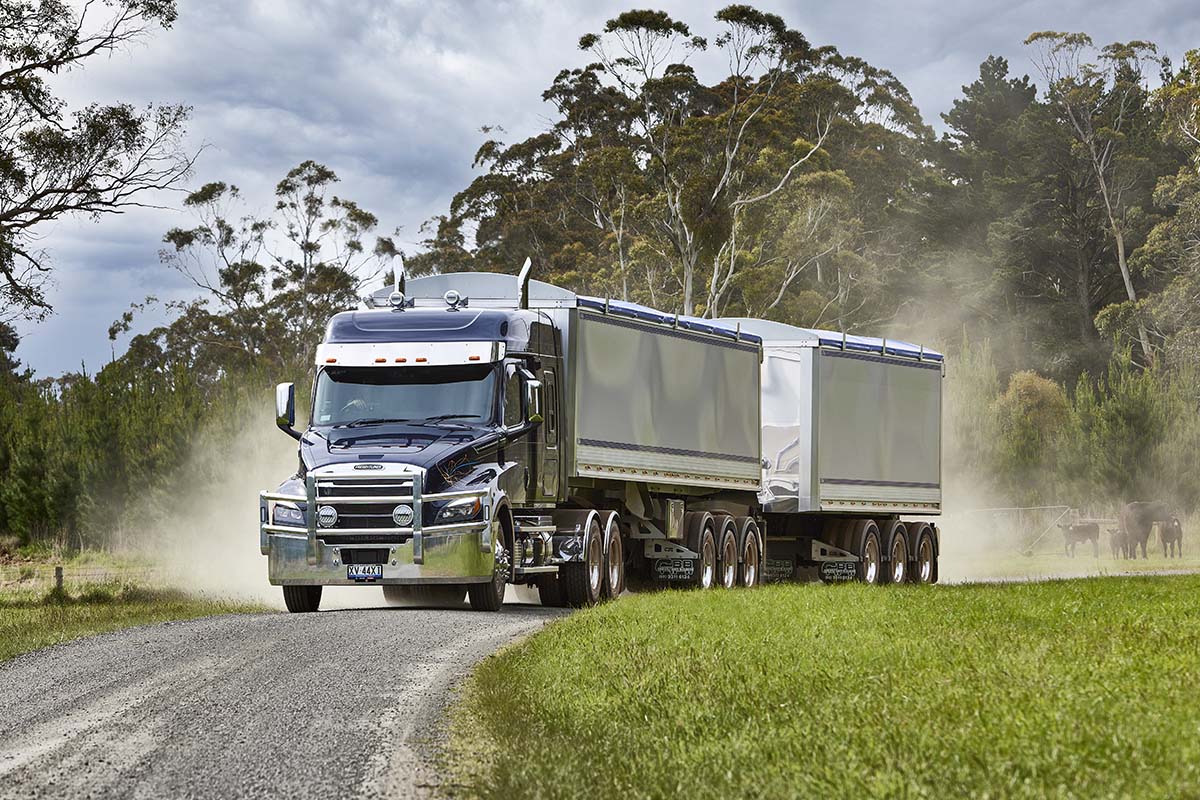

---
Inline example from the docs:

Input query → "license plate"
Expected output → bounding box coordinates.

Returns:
[347,564,383,582]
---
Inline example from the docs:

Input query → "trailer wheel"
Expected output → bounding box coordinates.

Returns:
[712,515,738,589]
[561,516,604,606]
[736,517,761,588]
[910,522,937,585]
[604,522,625,599]
[886,522,909,584]
[684,512,717,590]
[468,516,509,612]
[282,585,321,613]
[854,520,883,584]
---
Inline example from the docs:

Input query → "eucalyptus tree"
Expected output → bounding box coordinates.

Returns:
[1026,32,1166,364]
[0,0,193,322]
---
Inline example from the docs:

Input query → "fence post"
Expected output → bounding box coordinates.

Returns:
[54,566,63,593]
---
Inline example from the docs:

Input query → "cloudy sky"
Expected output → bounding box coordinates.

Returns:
[14,0,1200,376]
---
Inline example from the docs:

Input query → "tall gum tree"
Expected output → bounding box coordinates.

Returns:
[1026,32,1163,364]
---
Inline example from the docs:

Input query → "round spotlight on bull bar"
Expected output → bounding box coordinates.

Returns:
[388,290,405,308]
[392,504,415,527]
[317,505,338,528]
[443,289,461,309]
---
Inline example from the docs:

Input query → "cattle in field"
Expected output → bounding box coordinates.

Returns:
[1059,522,1099,558]
[1119,501,1176,560]
[1160,517,1184,558]
[1107,528,1124,559]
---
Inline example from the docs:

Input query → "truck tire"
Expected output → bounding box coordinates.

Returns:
[604,520,625,599]
[909,522,938,585]
[561,516,604,606]
[385,585,465,605]
[536,575,567,607]
[853,520,884,584]
[684,512,717,590]
[283,585,321,613]
[713,515,738,589]
[735,517,761,588]
[468,516,509,612]
[885,521,909,584]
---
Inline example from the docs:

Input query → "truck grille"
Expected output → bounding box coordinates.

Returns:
[314,475,416,541]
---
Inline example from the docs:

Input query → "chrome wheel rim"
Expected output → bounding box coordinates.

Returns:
[721,535,737,587]
[700,533,715,588]
[607,531,622,594]
[891,537,907,583]
[587,530,603,596]
[918,536,934,583]
[863,535,880,583]
[743,535,758,587]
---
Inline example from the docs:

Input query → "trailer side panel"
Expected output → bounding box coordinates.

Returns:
[570,310,760,490]
[815,350,942,513]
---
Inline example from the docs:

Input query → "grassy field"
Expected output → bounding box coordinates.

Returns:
[0,582,269,662]
[450,576,1200,799]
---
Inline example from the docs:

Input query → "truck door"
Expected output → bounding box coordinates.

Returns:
[539,368,559,499]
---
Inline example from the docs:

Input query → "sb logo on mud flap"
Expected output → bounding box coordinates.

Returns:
[653,558,696,581]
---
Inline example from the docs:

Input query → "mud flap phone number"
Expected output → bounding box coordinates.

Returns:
[348,564,383,582]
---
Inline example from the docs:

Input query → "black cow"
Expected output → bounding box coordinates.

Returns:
[1107,528,1125,560]
[1059,522,1100,558]
[1119,501,1176,560]
[1160,517,1184,558]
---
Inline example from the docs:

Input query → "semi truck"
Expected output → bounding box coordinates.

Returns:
[259,265,943,612]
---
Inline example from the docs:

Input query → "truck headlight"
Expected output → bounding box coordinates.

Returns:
[436,496,482,524]
[273,503,306,527]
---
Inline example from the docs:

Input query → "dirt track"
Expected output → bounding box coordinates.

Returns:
[0,602,563,799]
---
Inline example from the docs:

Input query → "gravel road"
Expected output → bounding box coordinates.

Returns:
[0,599,564,799]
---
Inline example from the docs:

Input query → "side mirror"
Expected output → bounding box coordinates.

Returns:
[275,382,301,440]
[522,374,544,424]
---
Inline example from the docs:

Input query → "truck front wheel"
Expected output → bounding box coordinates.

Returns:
[283,585,321,613]
[468,518,509,612]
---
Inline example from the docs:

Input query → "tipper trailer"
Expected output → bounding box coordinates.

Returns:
[260,267,943,612]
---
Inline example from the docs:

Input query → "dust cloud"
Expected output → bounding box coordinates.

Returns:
[122,397,373,609]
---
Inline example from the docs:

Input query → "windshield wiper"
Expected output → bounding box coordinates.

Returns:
[419,413,484,423]
[337,417,416,428]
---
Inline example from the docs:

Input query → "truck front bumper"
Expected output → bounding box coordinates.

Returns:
[263,523,493,585]
[259,463,495,586]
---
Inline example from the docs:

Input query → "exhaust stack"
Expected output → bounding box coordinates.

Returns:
[518,257,532,310]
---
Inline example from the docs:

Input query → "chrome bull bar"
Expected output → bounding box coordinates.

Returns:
[259,469,491,566]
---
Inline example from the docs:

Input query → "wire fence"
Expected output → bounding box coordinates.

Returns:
[939,505,1121,557]
[0,564,168,591]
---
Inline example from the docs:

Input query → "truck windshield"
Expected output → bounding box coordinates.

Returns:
[312,365,498,428]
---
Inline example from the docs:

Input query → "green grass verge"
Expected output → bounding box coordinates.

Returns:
[450,577,1200,799]
[0,583,270,662]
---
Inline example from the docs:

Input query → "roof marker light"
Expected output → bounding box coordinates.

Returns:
[468,355,481,361]
[325,358,337,364]
[415,357,428,363]
[374,357,386,363]
[395,357,406,363]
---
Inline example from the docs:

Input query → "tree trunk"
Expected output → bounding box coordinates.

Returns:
[1112,226,1153,364]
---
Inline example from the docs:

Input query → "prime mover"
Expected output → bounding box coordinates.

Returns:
[259,266,943,612]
